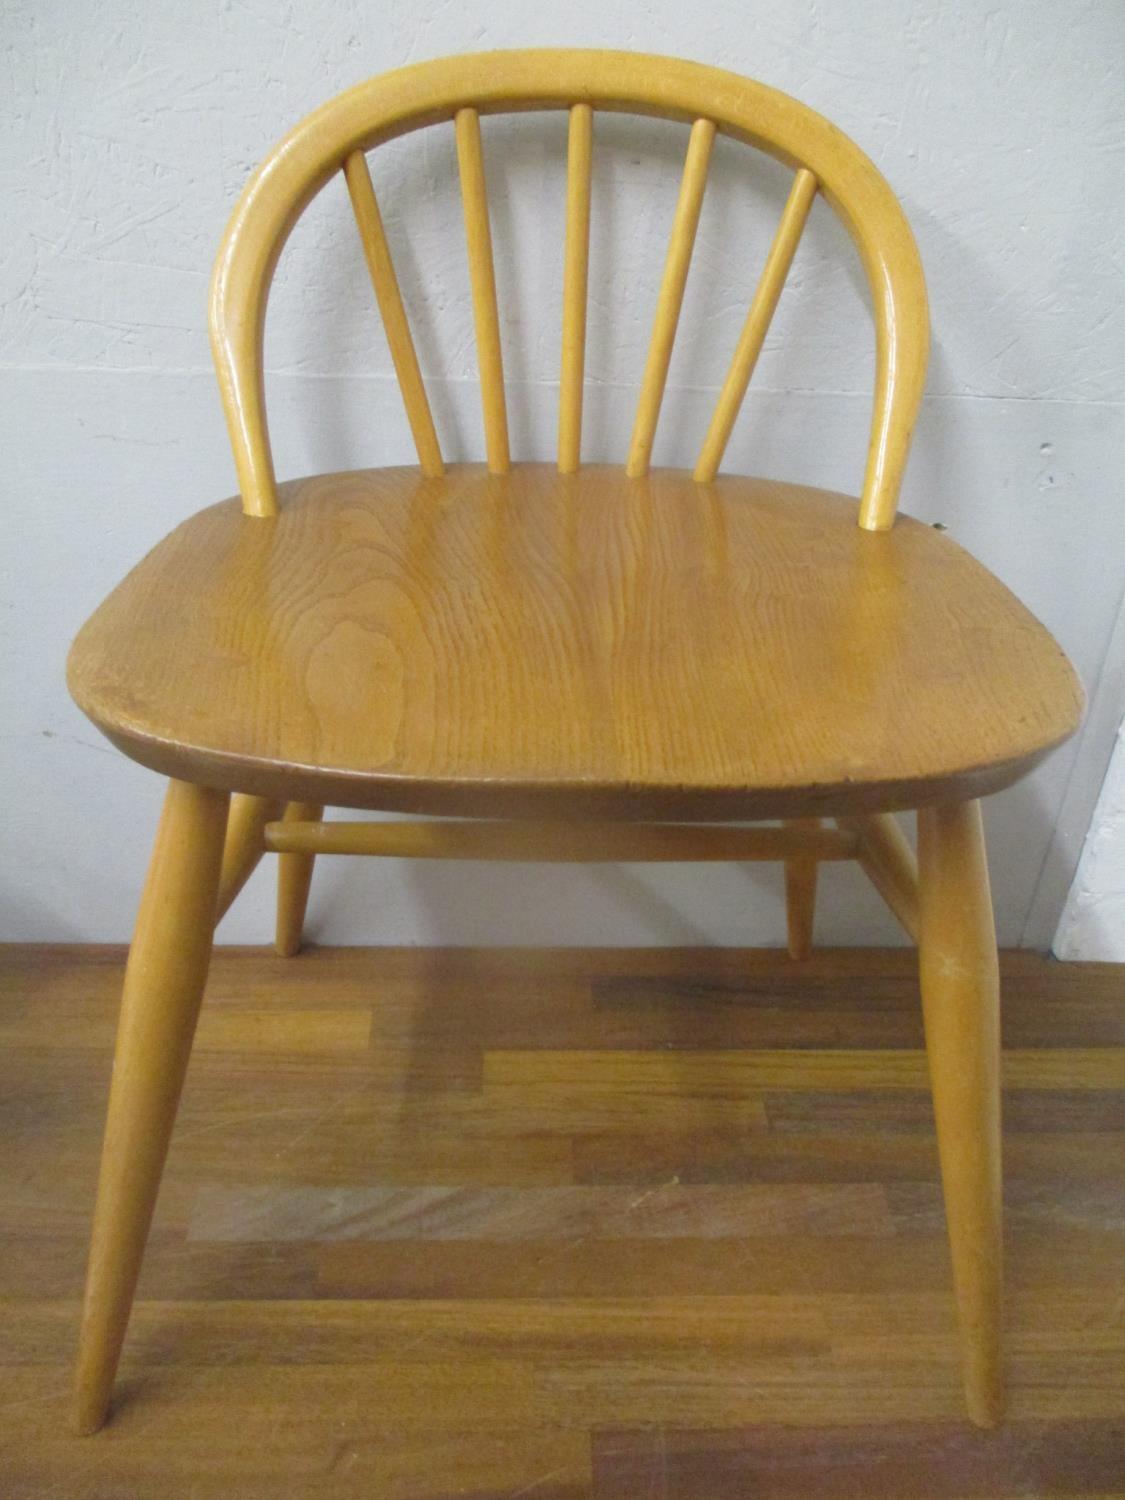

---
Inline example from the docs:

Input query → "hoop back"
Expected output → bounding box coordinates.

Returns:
[209,49,929,528]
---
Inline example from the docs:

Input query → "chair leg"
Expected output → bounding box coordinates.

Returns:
[215,793,284,924]
[837,812,920,941]
[917,799,1003,1428]
[275,801,323,957]
[74,779,229,1435]
[783,817,821,959]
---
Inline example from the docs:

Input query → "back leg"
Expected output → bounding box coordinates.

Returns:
[839,812,920,940]
[215,793,284,924]
[276,801,324,956]
[783,817,822,959]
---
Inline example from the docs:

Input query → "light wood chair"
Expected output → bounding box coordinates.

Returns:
[67,49,1083,1434]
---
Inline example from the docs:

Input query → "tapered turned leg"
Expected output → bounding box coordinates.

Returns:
[215,793,284,924]
[917,799,1003,1428]
[75,779,230,1434]
[783,818,821,960]
[275,802,323,957]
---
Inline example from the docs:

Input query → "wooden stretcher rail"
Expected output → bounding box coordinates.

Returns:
[263,818,861,862]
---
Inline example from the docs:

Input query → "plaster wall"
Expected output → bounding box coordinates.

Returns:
[3,0,1122,946]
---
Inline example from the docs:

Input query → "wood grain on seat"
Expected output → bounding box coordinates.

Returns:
[67,463,1082,821]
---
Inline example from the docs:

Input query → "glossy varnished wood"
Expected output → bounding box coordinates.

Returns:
[343,150,444,479]
[275,801,322,957]
[455,107,510,475]
[66,46,1086,1445]
[67,464,1082,819]
[558,102,593,474]
[3,943,1124,1492]
[839,812,921,941]
[73,783,229,1435]
[918,801,1003,1427]
[262,819,860,861]
[626,117,716,478]
[783,817,823,960]
[215,792,283,924]
[695,166,818,484]
[207,50,929,524]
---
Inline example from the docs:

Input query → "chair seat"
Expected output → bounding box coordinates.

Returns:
[67,463,1082,820]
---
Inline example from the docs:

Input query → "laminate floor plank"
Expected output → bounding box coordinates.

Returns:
[1,943,1122,1496]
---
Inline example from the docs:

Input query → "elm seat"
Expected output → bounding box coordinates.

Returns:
[68,463,1081,821]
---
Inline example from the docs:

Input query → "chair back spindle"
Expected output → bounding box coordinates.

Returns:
[343,150,444,478]
[558,103,593,475]
[455,107,511,475]
[625,117,716,479]
[694,166,818,483]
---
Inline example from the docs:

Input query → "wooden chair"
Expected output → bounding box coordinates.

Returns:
[67,49,1083,1434]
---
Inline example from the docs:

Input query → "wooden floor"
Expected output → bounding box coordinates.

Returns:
[1,944,1124,1498]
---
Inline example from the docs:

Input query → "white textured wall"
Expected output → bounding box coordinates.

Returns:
[4,0,1123,947]
[1056,721,1125,961]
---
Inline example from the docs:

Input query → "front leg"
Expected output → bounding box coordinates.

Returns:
[917,798,1003,1427]
[75,779,229,1433]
